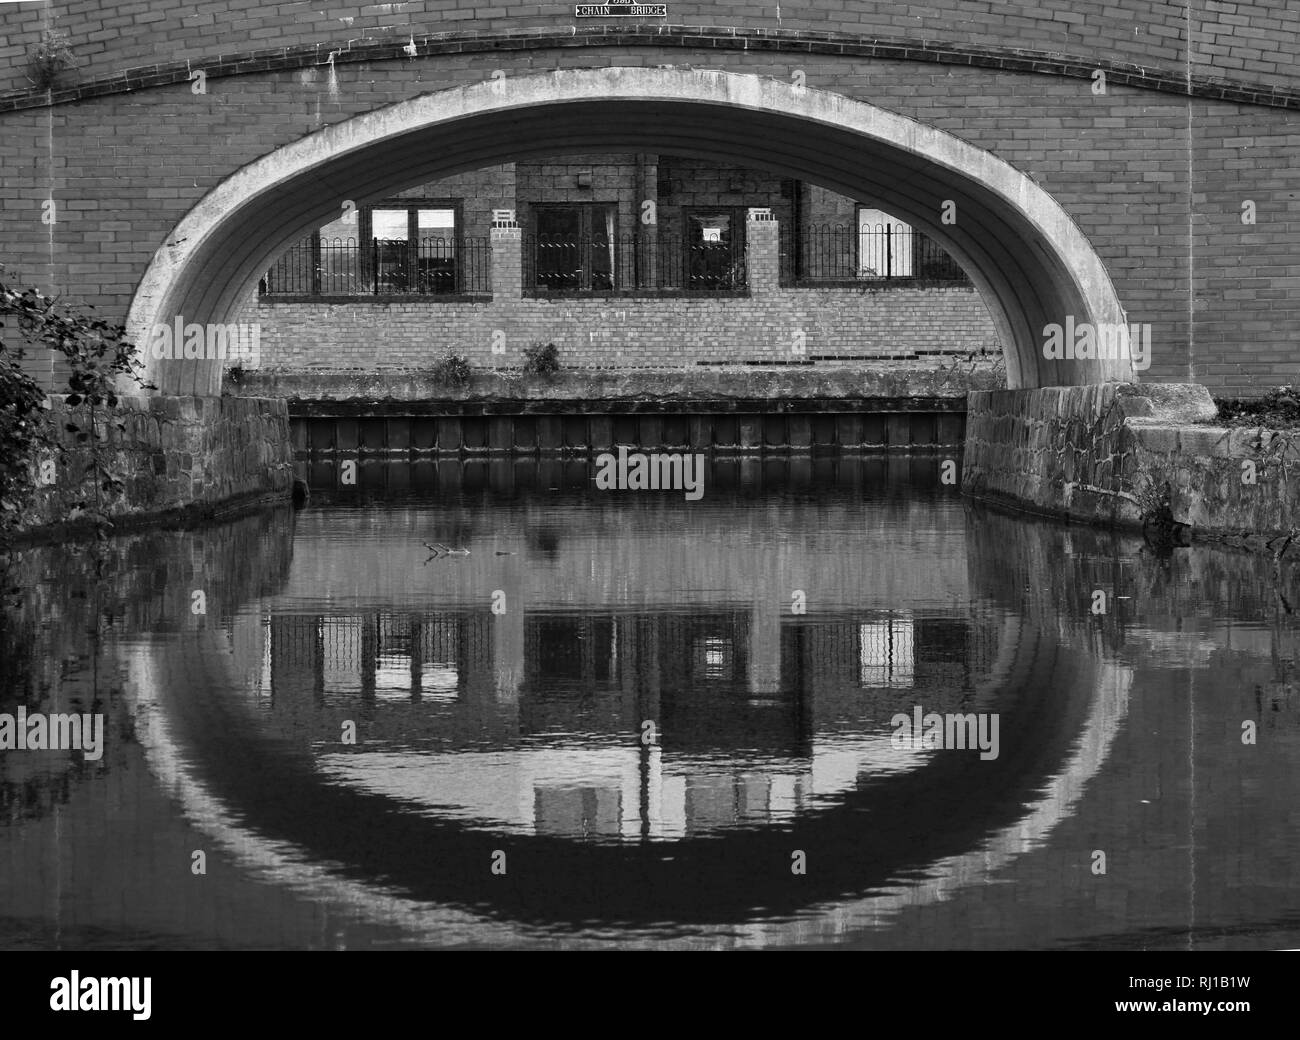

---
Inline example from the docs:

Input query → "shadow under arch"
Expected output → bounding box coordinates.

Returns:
[127,67,1132,396]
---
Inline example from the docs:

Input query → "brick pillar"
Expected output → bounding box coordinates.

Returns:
[637,153,659,289]
[746,207,779,294]
[490,209,522,301]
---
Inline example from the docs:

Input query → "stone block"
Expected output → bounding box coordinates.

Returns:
[1178,426,1233,458]
[1131,423,1180,455]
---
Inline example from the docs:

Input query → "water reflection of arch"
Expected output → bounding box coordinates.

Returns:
[121,487,1131,946]
[0,508,297,828]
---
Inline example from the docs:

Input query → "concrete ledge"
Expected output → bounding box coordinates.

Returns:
[231,364,1004,407]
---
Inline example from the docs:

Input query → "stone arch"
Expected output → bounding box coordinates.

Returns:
[127,66,1131,395]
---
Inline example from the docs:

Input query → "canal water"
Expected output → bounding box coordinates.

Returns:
[2,456,1298,950]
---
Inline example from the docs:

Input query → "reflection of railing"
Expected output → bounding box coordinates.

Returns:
[269,612,493,698]
[260,237,491,297]
[779,223,969,286]
[523,233,746,294]
[859,616,916,689]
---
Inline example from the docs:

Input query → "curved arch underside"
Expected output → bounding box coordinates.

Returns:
[128,67,1132,395]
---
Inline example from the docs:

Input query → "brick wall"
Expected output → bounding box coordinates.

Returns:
[3,43,1298,394]
[2,2,1294,97]
[242,214,998,368]
[516,153,641,242]
[242,285,998,369]
[283,164,510,254]
[656,156,792,233]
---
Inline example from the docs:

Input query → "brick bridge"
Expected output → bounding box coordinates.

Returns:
[1,1,1297,398]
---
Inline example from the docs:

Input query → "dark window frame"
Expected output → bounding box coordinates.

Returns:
[682,206,747,291]
[361,197,465,295]
[528,201,621,293]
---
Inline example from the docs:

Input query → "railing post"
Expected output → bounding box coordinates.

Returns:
[745,207,779,295]
[490,208,522,301]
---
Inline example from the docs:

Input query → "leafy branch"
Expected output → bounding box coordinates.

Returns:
[0,266,153,538]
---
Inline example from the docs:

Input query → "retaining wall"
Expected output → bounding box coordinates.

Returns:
[18,395,295,535]
[963,382,1300,549]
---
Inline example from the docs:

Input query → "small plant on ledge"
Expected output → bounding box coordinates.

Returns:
[522,342,561,377]
[26,28,79,92]
[430,352,472,388]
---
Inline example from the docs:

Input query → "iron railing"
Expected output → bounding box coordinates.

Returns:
[260,236,492,296]
[779,223,969,285]
[523,232,747,294]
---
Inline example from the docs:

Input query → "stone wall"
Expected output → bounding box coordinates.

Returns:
[18,395,295,535]
[963,381,1300,548]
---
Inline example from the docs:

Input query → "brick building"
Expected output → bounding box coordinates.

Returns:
[249,154,1000,370]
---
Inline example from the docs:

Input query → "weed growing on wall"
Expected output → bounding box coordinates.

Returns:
[430,352,473,388]
[522,342,561,377]
[25,28,78,92]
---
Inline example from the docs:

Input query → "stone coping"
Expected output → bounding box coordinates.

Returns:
[229,365,1004,404]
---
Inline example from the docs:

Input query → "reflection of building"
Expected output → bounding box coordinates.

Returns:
[266,608,994,716]
[268,611,495,704]
[859,614,915,688]
[260,605,1000,838]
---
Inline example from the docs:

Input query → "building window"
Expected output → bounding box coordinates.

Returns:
[364,202,461,294]
[779,205,969,286]
[261,199,488,297]
[683,209,746,291]
[856,207,914,279]
[529,203,618,292]
[523,203,748,296]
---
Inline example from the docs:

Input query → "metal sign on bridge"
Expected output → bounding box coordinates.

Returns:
[575,3,668,16]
